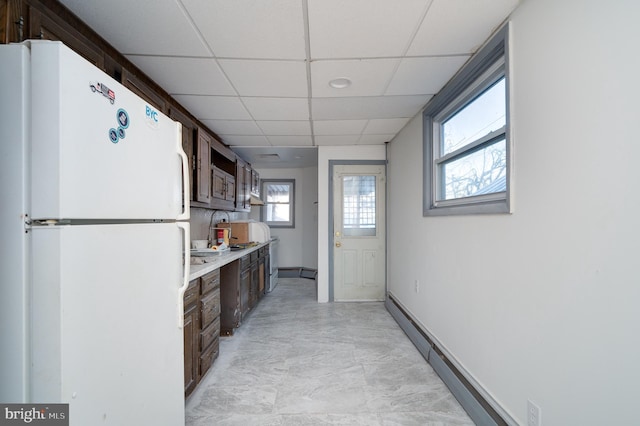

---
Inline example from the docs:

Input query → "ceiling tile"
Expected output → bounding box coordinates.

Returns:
[257,121,312,136]
[182,0,306,59]
[126,56,235,96]
[267,136,314,146]
[358,134,395,144]
[311,59,399,97]
[219,135,270,146]
[363,118,411,134]
[312,95,431,120]
[313,120,367,135]
[59,0,210,56]
[172,95,251,120]
[219,60,307,97]
[315,135,361,146]
[385,56,470,96]
[243,98,309,120]
[308,0,430,58]
[407,0,520,55]
[200,120,263,136]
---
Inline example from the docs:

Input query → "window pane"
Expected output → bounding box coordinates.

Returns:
[440,139,506,200]
[266,184,290,203]
[265,204,290,222]
[442,77,505,155]
[343,175,376,237]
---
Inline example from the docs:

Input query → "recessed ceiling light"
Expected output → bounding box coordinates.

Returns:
[329,78,351,89]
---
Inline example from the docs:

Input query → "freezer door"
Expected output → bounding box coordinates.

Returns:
[29,41,188,220]
[30,223,186,425]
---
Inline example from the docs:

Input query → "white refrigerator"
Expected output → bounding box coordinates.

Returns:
[0,41,190,425]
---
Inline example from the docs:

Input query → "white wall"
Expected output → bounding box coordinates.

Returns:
[317,145,386,302]
[387,1,640,424]
[251,166,318,270]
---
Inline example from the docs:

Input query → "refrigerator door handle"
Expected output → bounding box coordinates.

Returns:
[176,125,190,221]
[177,221,190,329]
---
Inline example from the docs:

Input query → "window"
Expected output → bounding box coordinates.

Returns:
[342,175,376,237]
[261,179,295,228]
[424,24,511,216]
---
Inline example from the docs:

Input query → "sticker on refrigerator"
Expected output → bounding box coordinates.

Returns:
[89,81,115,104]
[145,105,159,130]
[108,109,130,144]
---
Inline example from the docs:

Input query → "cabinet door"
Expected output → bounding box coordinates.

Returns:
[251,169,260,197]
[28,7,104,70]
[183,303,199,397]
[235,161,248,211]
[196,129,211,203]
[240,268,250,319]
[211,167,227,200]
[250,262,259,309]
[225,176,236,202]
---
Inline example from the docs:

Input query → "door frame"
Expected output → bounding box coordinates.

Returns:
[328,160,387,302]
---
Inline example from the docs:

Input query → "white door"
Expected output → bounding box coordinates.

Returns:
[30,222,187,426]
[333,164,386,301]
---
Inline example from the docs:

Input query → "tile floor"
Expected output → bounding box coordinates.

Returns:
[185,278,474,425]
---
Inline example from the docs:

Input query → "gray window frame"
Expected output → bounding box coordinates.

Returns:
[261,179,295,228]
[423,24,511,216]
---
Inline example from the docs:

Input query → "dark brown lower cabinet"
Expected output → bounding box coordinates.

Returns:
[219,247,268,336]
[183,280,199,397]
[184,269,220,398]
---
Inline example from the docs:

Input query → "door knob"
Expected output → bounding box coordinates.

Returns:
[335,242,342,247]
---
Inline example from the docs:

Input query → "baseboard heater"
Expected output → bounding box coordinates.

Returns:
[385,295,509,426]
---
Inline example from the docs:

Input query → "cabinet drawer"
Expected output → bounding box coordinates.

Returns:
[250,250,258,263]
[259,246,266,257]
[201,269,220,295]
[183,279,199,309]
[200,287,220,328]
[239,254,250,271]
[200,316,220,351]
[199,336,219,377]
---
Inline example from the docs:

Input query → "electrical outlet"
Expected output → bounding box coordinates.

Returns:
[414,279,419,293]
[527,400,541,426]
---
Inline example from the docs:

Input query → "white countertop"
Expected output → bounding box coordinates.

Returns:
[188,242,269,281]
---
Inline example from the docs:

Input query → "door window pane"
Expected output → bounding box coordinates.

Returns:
[343,175,376,237]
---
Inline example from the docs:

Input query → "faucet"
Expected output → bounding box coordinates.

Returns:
[207,210,231,244]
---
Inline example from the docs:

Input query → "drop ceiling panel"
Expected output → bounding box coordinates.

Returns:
[59,0,210,56]
[182,0,306,59]
[358,134,395,144]
[312,95,431,120]
[267,136,314,146]
[311,59,400,97]
[219,60,308,97]
[313,120,368,135]
[315,135,362,146]
[243,98,309,120]
[385,56,470,96]
[407,0,519,55]
[308,0,430,58]
[219,135,270,146]
[126,56,235,96]
[257,121,312,136]
[363,118,411,135]
[200,120,263,136]
[172,95,251,120]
